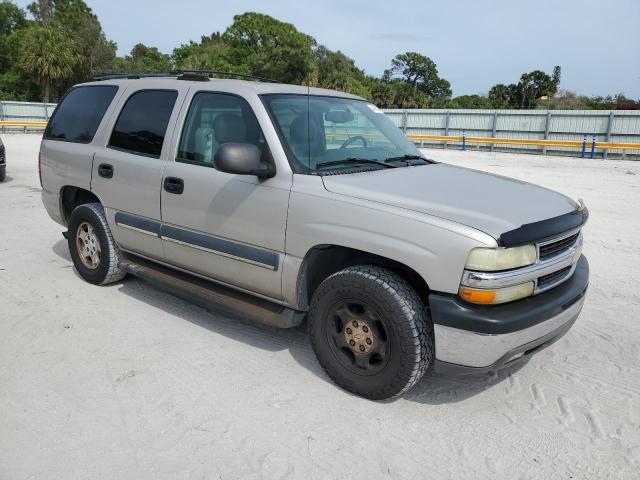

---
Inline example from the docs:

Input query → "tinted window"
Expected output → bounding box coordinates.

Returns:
[177,92,266,166]
[109,90,178,158]
[45,85,118,143]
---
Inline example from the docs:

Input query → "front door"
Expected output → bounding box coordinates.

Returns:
[91,86,185,261]
[160,92,290,300]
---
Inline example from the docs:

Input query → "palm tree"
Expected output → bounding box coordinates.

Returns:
[19,25,78,102]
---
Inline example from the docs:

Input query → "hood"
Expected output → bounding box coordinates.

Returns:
[321,163,578,240]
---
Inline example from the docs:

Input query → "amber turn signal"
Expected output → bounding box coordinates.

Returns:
[459,282,535,305]
[459,288,497,304]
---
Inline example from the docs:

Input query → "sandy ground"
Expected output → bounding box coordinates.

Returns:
[0,134,639,480]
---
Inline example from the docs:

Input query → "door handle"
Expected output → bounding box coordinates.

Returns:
[164,177,184,194]
[98,163,113,179]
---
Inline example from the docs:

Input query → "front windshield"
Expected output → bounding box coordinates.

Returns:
[262,94,423,174]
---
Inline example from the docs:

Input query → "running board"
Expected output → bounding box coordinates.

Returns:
[118,254,305,329]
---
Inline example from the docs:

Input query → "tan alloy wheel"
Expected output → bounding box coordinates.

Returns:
[76,221,101,269]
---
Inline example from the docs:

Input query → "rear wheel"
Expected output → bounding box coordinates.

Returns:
[67,202,125,285]
[0,167,5,182]
[309,265,433,400]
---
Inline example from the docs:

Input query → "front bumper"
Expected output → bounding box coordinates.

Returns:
[429,255,589,374]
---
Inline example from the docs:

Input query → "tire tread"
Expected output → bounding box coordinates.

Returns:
[309,265,434,400]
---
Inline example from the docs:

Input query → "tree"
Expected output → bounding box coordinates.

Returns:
[114,43,172,73]
[0,1,28,72]
[488,84,513,108]
[173,33,239,73]
[516,70,558,108]
[313,45,370,98]
[487,67,561,109]
[447,95,492,109]
[222,12,315,84]
[389,81,428,108]
[536,90,588,110]
[367,78,394,108]
[26,0,115,88]
[583,94,634,110]
[19,24,78,101]
[384,52,451,98]
[0,1,26,36]
[552,65,561,89]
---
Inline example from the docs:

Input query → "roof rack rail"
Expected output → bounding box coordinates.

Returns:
[176,70,280,83]
[91,70,281,83]
[91,72,182,81]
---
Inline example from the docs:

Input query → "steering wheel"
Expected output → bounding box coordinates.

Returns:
[340,135,368,149]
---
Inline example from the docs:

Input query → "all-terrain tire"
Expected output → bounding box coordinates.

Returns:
[67,202,126,285]
[308,265,434,400]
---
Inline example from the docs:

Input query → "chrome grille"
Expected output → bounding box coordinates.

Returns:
[539,232,579,260]
[537,266,572,289]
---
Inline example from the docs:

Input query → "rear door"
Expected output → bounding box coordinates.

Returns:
[91,84,187,261]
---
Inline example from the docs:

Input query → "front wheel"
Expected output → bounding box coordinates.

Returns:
[67,202,126,285]
[308,265,433,400]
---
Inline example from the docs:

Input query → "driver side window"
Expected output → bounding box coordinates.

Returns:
[177,92,266,167]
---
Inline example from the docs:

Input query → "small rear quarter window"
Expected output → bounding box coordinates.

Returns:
[45,85,118,143]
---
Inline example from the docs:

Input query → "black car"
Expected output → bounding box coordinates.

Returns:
[0,136,5,182]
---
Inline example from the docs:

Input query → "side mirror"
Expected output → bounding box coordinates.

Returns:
[213,143,275,178]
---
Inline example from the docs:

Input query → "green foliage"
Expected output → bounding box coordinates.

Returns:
[173,33,238,72]
[367,78,395,107]
[222,12,315,84]
[313,45,370,98]
[582,93,638,110]
[436,95,492,109]
[488,83,515,109]
[487,68,561,109]
[0,1,27,73]
[18,23,78,101]
[114,43,172,73]
[536,90,587,110]
[0,0,115,100]
[384,51,451,99]
[0,1,26,36]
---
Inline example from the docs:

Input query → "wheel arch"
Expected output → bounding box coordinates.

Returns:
[296,244,431,310]
[59,185,102,225]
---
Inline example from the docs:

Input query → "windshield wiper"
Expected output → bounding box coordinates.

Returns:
[317,157,398,169]
[384,154,434,164]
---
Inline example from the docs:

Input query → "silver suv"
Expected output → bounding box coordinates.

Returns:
[39,72,589,399]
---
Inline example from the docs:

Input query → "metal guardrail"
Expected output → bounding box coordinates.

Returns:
[0,120,48,133]
[406,133,640,159]
[385,108,640,159]
[407,134,640,149]
[0,121,48,126]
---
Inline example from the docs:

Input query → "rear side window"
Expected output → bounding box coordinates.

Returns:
[108,90,178,158]
[45,85,118,143]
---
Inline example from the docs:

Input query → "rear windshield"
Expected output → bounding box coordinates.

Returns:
[45,85,118,143]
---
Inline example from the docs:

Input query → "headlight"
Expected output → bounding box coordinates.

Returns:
[465,244,537,272]
[459,282,535,305]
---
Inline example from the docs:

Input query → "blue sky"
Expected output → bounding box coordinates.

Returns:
[14,0,640,97]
